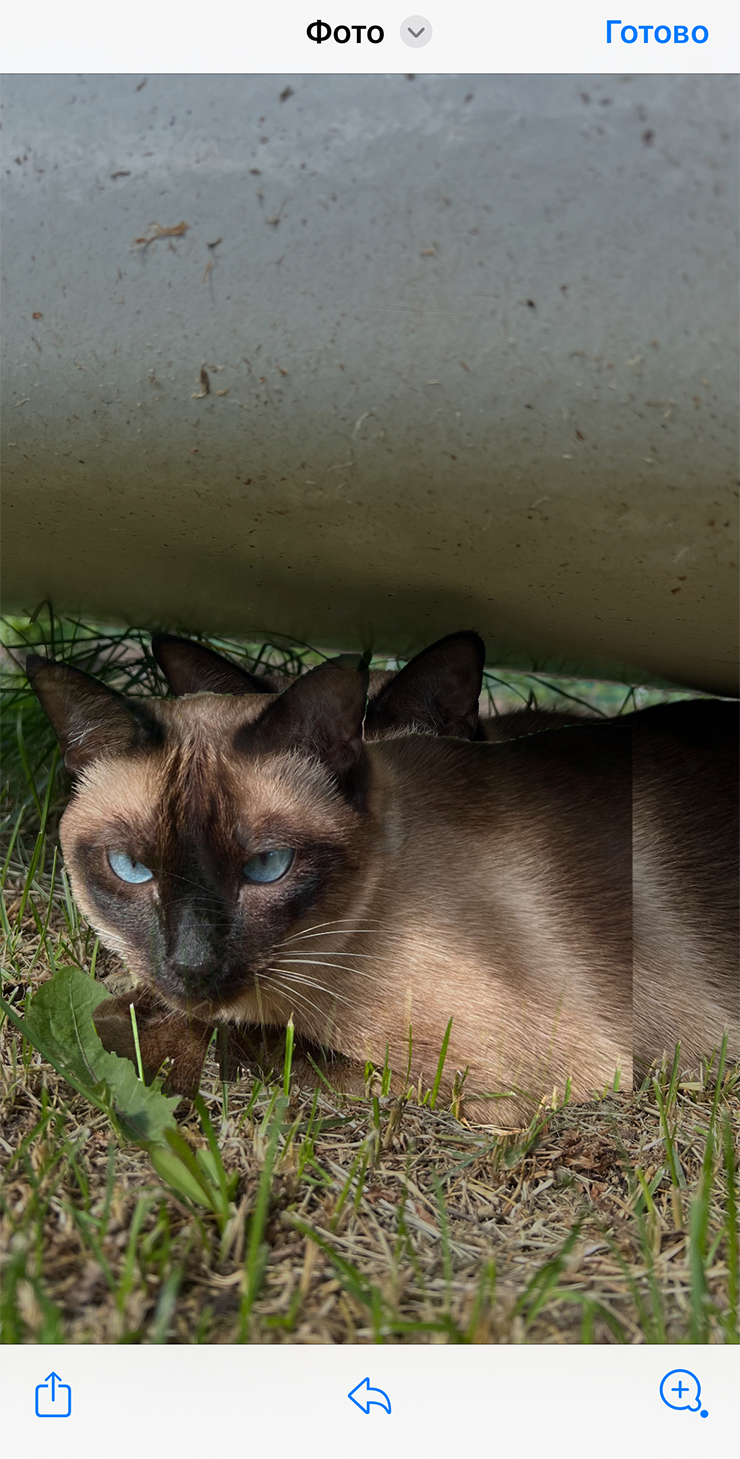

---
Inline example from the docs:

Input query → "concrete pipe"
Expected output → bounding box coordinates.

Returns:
[1,73,738,690]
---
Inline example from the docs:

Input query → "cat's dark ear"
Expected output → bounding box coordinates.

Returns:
[151,633,275,696]
[246,657,369,782]
[26,655,161,775]
[364,631,485,741]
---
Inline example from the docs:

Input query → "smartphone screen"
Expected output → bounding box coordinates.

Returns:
[1,5,738,1451]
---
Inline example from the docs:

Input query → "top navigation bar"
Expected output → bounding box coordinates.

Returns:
[3,1,738,71]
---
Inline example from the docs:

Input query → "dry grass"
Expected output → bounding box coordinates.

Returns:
[1,612,738,1345]
[2,1014,738,1344]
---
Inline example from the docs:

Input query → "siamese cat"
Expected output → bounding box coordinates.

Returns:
[27,652,635,1125]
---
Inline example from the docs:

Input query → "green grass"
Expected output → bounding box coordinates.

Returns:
[1,609,737,1345]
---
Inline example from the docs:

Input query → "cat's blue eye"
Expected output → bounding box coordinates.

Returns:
[243,848,294,884]
[108,850,155,884]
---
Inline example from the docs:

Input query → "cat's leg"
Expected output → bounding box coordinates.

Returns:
[93,989,214,1099]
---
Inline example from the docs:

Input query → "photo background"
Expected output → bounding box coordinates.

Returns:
[2,73,738,688]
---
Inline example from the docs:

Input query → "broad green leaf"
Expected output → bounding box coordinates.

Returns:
[0,965,179,1143]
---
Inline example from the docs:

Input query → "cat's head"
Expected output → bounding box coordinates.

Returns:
[26,653,372,1028]
[152,629,485,741]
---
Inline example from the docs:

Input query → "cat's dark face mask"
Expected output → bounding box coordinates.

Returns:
[25,654,373,1024]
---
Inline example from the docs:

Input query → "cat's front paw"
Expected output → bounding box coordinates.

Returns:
[93,991,213,1100]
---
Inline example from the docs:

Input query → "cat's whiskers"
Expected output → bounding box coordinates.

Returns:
[277,955,391,984]
[281,950,397,963]
[277,928,382,943]
[265,972,344,1038]
[267,967,352,1008]
[275,915,384,944]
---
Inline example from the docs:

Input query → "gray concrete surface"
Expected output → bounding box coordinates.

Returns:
[1,73,738,689]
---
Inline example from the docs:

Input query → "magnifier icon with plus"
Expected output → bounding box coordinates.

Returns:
[659,1370,708,1418]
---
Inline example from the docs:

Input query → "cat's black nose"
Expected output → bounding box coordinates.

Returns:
[166,904,216,973]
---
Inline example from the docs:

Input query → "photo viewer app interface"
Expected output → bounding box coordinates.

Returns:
[1,5,738,1454]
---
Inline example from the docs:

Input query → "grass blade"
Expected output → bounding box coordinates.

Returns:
[430,1018,453,1111]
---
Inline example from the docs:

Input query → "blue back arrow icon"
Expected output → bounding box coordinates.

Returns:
[348,1377,391,1414]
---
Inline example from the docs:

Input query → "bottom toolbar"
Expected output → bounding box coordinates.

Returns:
[2,1346,735,1458]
